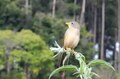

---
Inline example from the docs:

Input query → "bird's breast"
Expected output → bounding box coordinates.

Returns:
[64,28,80,49]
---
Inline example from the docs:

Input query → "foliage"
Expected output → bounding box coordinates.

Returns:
[33,14,67,44]
[49,44,115,79]
[77,26,94,61]
[0,71,26,79]
[66,3,80,16]
[105,0,117,37]
[0,30,53,79]
[0,0,118,78]
[0,0,22,29]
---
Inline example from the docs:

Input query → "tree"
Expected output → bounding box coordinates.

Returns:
[52,0,56,18]
[73,0,77,20]
[80,0,86,25]
[116,0,120,72]
[100,0,105,59]
[0,30,53,79]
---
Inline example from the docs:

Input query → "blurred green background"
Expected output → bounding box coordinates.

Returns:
[0,0,120,79]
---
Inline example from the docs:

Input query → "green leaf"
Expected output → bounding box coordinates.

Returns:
[88,59,115,71]
[49,65,77,79]
[91,72,100,78]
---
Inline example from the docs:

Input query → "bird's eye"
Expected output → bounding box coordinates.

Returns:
[71,22,74,24]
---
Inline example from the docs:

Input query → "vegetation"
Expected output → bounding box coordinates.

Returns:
[0,30,53,79]
[49,44,115,79]
[0,0,119,79]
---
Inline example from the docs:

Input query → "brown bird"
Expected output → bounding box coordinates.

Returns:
[64,21,80,50]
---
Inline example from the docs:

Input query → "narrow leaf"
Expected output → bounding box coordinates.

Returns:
[49,65,77,79]
[88,59,115,71]
[91,72,100,78]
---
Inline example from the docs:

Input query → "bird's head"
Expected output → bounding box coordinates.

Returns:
[65,21,80,29]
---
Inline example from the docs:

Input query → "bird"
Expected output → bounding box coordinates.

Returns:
[64,21,80,51]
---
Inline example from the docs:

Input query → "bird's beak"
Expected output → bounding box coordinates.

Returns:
[65,22,70,27]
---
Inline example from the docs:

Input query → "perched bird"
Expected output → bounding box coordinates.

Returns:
[64,21,80,50]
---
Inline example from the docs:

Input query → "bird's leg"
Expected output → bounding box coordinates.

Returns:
[71,49,78,55]
[64,48,72,52]
[62,48,79,65]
